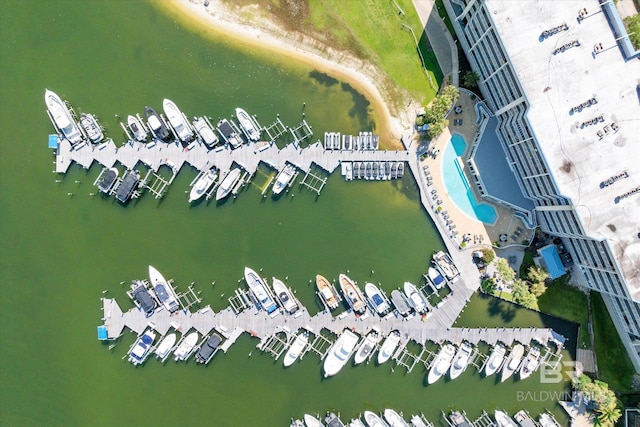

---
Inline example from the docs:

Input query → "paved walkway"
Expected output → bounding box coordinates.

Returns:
[412,0,459,86]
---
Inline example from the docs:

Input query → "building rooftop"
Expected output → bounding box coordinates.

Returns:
[486,0,640,295]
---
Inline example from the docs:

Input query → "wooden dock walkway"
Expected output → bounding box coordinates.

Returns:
[55,138,410,178]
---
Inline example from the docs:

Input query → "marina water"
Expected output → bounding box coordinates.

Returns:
[0,1,571,425]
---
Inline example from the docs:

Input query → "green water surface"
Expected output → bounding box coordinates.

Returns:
[0,1,571,425]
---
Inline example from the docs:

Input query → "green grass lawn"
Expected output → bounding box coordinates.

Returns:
[591,292,635,392]
[305,0,441,106]
[537,276,590,349]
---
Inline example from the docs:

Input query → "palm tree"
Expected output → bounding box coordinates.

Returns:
[596,401,622,427]
[463,70,480,88]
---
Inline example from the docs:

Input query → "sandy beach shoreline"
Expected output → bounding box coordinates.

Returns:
[160,0,411,148]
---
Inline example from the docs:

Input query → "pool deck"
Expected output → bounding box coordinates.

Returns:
[414,91,532,255]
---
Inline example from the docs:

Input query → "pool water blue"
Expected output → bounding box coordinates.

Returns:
[442,134,498,224]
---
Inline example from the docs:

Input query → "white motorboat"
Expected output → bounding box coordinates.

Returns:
[410,415,430,427]
[427,343,456,384]
[316,274,339,310]
[449,341,473,379]
[519,346,541,380]
[364,282,390,315]
[500,343,525,382]
[494,410,517,427]
[323,329,359,377]
[353,328,380,365]
[45,89,83,144]
[189,168,218,203]
[154,333,177,360]
[128,329,156,365]
[127,115,148,141]
[217,118,243,148]
[174,331,199,361]
[364,411,388,427]
[426,266,446,289]
[339,273,366,314]
[215,167,242,201]
[272,277,299,314]
[244,267,278,314]
[433,251,460,282]
[163,98,193,142]
[304,414,325,427]
[383,409,409,427]
[235,107,260,141]
[484,343,507,377]
[193,116,219,148]
[403,282,428,314]
[538,413,561,427]
[272,163,296,195]
[149,265,180,313]
[79,113,104,143]
[349,419,366,427]
[377,330,401,365]
[283,330,309,367]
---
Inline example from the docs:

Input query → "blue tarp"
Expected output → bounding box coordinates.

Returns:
[539,245,566,279]
[97,325,108,340]
[48,134,59,149]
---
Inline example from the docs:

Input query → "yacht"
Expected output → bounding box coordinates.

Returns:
[538,413,561,427]
[174,331,199,361]
[364,282,389,315]
[513,410,537,427]
[283,330,309,367]
[383,409,409,427]
[484,343,507,377]
[79,113,104,143]
[426,266,446,290]
[364,411,389,427]
[244,267,278,314]
[149,265,180,313]
[323,329,359,377]
[215,167,242,201]
[339,273,366,314]
[500,343,525,382]
[495,410,517,427]
[195,333,223,364]
[377,330,401,365]
[193,116,219,148]
[128,280,157,317]
[127,115,148,141]
[427,343,456,384]
[272,163,296,195]
[144,105,170,140]
[189,168,218,203]
[449,341,473,379]
[235,107,260,141]
[272,277,299,314]
[163,98,194,142]
[217,118,243,148]
[44,89,83,145]
[519,346,541,380]
[353,328,380,365]
[390,290,412,316]
[403,282,428,314]
[128,329,156,365]
[433,251,460,282]
[304,414,325,427]
[316,274,339,310]
[154,333,177,360]
[97,167,119,194]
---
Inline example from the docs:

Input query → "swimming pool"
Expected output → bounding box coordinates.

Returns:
[442,133,498,224]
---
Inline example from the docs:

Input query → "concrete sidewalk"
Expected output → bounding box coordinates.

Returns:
[412,0,459,86]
